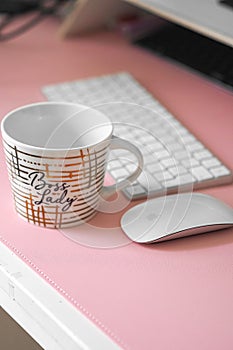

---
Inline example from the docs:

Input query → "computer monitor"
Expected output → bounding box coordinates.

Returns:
[127,0,233,47]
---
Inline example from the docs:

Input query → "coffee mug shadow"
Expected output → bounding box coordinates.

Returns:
[60,192,136,249]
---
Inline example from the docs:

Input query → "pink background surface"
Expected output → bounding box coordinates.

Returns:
[1,18,233,350]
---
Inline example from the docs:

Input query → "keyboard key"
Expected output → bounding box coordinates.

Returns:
[167,142,183,152]
[210,166,231,178]
[164,174,195,188]
[174,150,190,160]
[144,154,159,163]
[154,150,170,160]
[202,158,221,168]
[180,134,196,143]
[110,168,129,179]
[146,162,164,173]
[191,166,213,181]
[193,150,213,161]
[186,141,204,152]
[107,160,123,170]
[181,158,200,168]
[169,166,187,176]
[137,171,163,192]
[147,142,164,152]
[126,163,138,173]
[161,158,176,168]
[159,135,176,144]
[125,183,147,197]
[154,171,173,182]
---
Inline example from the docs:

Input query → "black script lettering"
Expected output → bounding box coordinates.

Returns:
[57,189,67,203]
[62,196,78,212]
[61,182,70,191]
[34,189,51,205]
[53,183,60,192]
[29,171,46,190]
[29,170,76,211]
[34,188,77,211]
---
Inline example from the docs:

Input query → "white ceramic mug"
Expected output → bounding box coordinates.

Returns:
[1,102,143,228]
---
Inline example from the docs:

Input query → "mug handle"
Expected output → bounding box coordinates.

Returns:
[101,135,143,198]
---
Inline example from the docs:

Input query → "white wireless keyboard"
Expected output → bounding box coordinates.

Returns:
[42,72,232,199]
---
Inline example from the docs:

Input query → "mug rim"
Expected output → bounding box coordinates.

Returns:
[1,101,113,152]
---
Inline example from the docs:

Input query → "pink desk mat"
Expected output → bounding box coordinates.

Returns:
[1,18,233,350]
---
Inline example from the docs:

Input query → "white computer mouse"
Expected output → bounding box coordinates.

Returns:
[121,193,233,243]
